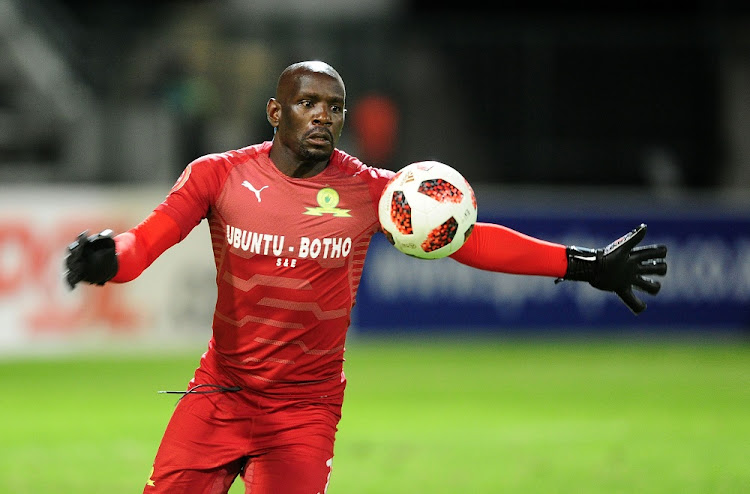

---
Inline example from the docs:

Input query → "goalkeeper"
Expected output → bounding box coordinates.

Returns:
[65,60,667,494]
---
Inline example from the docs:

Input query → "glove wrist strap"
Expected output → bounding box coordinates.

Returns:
[563,246,602,282]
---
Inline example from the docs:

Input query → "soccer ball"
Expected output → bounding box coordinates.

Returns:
[378,161,477,259]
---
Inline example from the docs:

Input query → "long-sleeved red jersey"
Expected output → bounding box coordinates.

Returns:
[112,141,567,400]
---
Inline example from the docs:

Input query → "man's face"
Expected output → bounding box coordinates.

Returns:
[273,72,346,162]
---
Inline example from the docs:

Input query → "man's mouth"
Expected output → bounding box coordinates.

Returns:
[305,129,332,145]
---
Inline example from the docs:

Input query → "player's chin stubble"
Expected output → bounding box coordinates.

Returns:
[298,140,333,163]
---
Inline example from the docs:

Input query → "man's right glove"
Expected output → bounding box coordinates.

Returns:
[557,224,667,314]
[64,230,118,289]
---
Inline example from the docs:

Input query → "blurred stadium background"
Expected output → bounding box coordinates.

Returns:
[1,1,749,493]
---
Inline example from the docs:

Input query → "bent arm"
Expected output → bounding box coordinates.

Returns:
[449,222,567,277]
[111,210,181,282]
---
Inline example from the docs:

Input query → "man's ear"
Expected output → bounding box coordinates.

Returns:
[266,98,281,128]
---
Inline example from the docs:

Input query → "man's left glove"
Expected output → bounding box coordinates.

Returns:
[65,230,118,289]
[558,224,667,314]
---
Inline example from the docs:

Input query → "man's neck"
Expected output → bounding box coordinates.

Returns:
[269,142,330,178]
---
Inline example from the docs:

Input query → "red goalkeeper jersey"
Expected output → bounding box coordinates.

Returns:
[113,141,567,399]
[153,142,391,397]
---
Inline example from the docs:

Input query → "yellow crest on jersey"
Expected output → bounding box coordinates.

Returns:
[303,188,351,217]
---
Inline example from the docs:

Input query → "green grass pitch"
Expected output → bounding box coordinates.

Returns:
[1,339,748,493]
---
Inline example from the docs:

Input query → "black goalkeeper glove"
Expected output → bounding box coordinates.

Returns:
[64,230,118,289]
[557,223,667,314]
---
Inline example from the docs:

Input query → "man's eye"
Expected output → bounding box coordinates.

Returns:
[331,105,342,113]
[300,100,313,107]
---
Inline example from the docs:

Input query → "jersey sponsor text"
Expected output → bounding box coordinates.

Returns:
[227,225,352,260]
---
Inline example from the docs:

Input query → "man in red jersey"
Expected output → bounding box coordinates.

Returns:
[65,61,667,494]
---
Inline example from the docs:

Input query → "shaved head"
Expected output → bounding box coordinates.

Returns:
[276,61,346,102]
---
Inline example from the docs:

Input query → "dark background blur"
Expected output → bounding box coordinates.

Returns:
[1,0,749,191]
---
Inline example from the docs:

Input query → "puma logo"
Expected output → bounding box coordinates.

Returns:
[242,180,269,202]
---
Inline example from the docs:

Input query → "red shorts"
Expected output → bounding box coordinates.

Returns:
[143,377,343,494]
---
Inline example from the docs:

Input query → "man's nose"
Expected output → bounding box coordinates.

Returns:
[313,104,332,125]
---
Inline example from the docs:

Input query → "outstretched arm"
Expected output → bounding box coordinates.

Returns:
[65,210,181,288]
[64,153,226,289]
[450,222,568,277]
[450,222,667,314]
